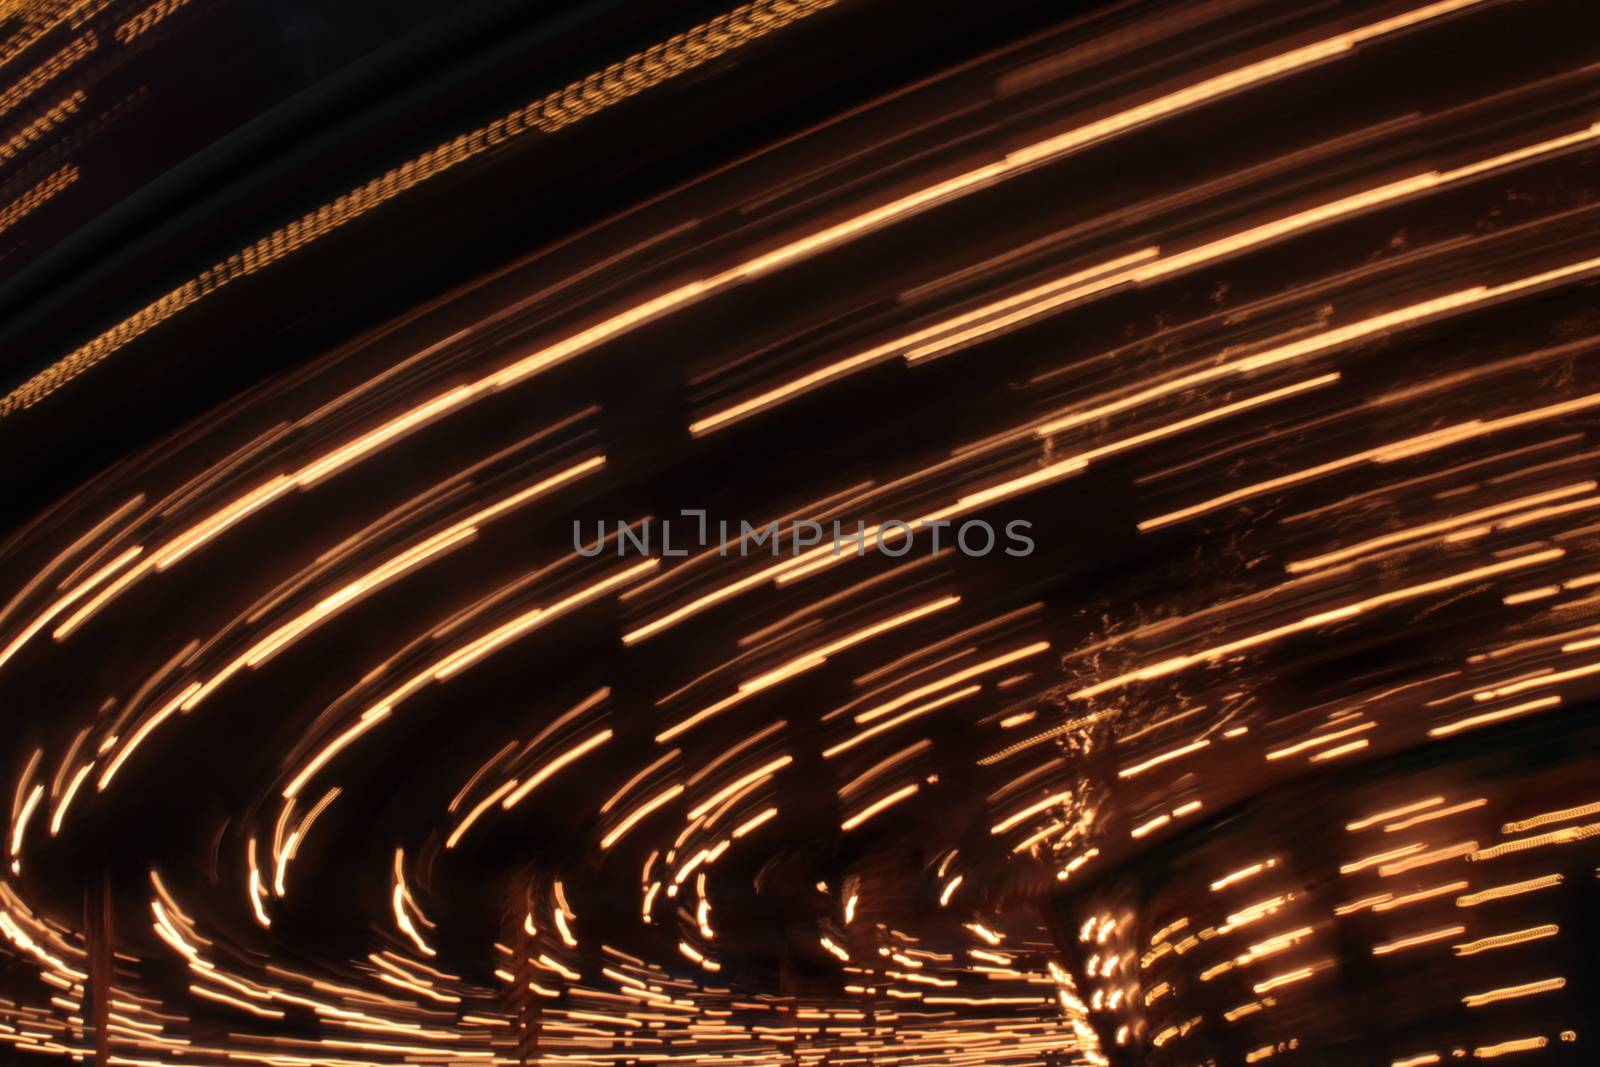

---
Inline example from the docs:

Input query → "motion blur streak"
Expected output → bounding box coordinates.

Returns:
[1,0,1599,1064]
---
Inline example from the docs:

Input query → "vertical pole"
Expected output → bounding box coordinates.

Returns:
[502,869,545,1066]
[85,868,112,1066]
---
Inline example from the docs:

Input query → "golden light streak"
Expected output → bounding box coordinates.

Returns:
[1429,696,1561,738]
[47,762,92,837]
[1457,874,1563,907]
[1454,925,1559,957]
[841,784,919,831]
[1462,978,1565,1008]
[1075,549,1564,699]
[687,756,792,821]
[445,779,519,849]
[1504,800,1600,835]
[96,683,202,791]
[822,684,980,759]
[501,730,615,809]
[601,785,684,850]
[1348,797,1444,832]
[1,547,141,668]
[855,644,1051,727]
[1119,738,1209,778]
